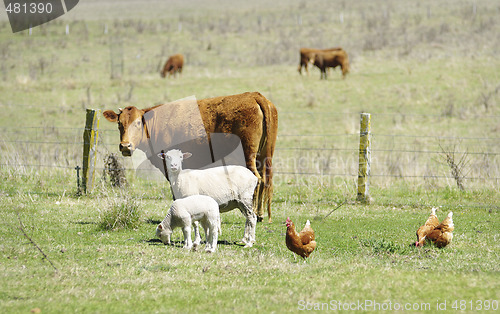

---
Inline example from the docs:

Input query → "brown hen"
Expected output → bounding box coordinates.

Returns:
[415,207,440,247]
[424,212,454,248]
[285,217,316,259]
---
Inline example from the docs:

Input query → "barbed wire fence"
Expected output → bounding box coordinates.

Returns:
[0,111,499,207]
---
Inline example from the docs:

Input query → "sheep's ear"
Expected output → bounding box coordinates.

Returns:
[183,152,192,159]
[157,152,165,159]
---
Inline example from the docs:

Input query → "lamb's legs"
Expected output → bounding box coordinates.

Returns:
[182,226,193,250]
[209,228,218,253]
[192,221,201,247]
[200,221,211,252]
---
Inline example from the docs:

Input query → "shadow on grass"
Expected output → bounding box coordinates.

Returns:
[73,221,97,225]
[146,218,248,226]
[144,238,245,247]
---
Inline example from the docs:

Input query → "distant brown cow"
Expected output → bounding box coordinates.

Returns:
[310,49,350,80]
[160,54,184,78]
[298,47,343,75]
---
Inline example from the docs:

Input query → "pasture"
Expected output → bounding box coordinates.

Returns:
[0,0,499,312]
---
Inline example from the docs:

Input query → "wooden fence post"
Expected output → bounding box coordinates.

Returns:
[82,109,100,193]
[357,113,372,203]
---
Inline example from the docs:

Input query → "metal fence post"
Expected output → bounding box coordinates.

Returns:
[82,109,100,193]
[357,113,372,203]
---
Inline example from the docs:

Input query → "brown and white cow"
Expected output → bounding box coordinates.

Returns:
[310,49,350,80]
[160,54,184,78]
[103,92,278,223]
[298,47,343,75]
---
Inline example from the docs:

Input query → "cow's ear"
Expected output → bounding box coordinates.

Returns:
[157,152,165,159]
[183,152,192,159]
[103,110,118,123]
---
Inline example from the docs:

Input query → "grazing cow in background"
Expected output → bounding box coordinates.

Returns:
[160,54,184,78]
[298,47,343,75]
[310,49,350,80]
[102,92,278,223]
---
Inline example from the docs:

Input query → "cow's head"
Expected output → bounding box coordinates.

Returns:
[103,107,148,156]
[308,54,315,65]
[308,53,318,66]
[160,68,167,78]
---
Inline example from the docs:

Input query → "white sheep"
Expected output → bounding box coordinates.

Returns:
[156,195,220,253]
[158,149,258,247]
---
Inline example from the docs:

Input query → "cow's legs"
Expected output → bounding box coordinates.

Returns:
[245,150,264,222]
[321,69,328,80]
[255,180,265,221]
[265,183,273,223]
[258,154,274,223]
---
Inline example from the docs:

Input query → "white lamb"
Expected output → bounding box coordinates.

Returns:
[158,149,258,247]
[156,195,220,253]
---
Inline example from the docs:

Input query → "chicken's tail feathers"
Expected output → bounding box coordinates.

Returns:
[431,207,437,215]
[446,212,454,227]
[305,220,311,227]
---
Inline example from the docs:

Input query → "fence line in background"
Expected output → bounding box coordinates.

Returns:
[278,111,500,119]
[1,111,499,190]
[2,146,499,178]
[3,163,500,182]
[1,107,500,122]
[277,146,500,156]
[2,128,498,141]
[2,138,499,151]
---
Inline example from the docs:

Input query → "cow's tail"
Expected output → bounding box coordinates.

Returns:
[253,92,278,223]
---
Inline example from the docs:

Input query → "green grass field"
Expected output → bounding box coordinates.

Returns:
[1,0,499,312]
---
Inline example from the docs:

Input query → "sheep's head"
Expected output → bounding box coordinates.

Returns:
[156,223,172,245]
[157,149,192,173]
